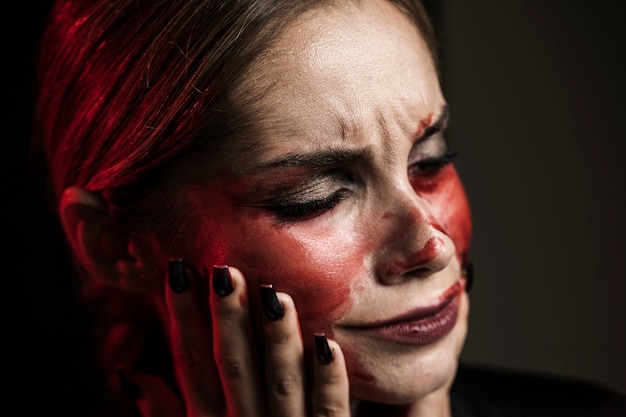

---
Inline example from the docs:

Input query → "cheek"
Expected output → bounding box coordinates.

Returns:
[413,165,472,263]
[226,215,369,334]
[177,188,369,335]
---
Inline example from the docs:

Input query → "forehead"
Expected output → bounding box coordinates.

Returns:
[224,0,444,172]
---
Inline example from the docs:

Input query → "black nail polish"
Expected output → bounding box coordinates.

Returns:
[116,368,142,399]
[212,265,233,297]
[314,333,333,365]
[168,258,188,294]
[260,284,284,321]
[464,261,474,293]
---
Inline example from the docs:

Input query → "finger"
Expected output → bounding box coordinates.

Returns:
[260,286,306,417]
[166,258,223,414]
[312,334,351,417]
[210,265,267,416]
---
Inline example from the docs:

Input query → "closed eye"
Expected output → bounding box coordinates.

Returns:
[267,188,351,220]
[409,150,459,177]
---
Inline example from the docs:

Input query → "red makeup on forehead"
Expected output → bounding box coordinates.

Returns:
[414,112,434,139]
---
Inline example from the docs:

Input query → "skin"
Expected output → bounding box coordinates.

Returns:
[161,0,472,413]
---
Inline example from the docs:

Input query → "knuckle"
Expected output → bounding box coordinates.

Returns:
[222,355,246,379]
[269,373,298,397]
[314,404,343,417]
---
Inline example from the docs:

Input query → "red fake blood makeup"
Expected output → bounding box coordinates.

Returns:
[414,112,433,138]
[385,236,446,277]
[225,173,364,330]
[178,100,472,395]
[235,218,364,336]
[410,162,472,264]
[440,279,463,302]
[413,110,472,263]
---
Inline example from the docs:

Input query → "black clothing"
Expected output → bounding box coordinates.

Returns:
[451,363,626,417]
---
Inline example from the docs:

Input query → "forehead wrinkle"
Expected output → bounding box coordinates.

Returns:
[375,107,398,160]
[240,2,420,145]
[373,100,422,161]
[394,95,421,139]
[334,98,367,145]
[378,87,444,154]
[222,0,443,173]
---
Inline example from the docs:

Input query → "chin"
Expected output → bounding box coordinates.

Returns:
[343,293,469,404]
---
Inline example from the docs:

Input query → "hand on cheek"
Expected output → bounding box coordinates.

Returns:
[120,259,350,417]
[259,284,350,417]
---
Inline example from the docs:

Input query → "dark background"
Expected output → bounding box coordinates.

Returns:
[429,0,626,396]
[10,0,625,413]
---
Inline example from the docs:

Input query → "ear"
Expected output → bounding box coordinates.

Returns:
[59,186,163,292]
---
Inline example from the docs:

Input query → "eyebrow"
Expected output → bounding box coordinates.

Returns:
[256,147,374,171]
[252,105,449,172]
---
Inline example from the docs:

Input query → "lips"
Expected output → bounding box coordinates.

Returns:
[341,281,462,345]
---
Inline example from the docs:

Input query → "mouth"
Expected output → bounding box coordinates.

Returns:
[340,280,463,345]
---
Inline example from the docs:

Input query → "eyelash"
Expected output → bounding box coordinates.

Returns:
[409,150,459,176]
[270,189,350,220]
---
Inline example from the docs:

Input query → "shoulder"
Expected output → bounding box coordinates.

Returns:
[451,362,626,417]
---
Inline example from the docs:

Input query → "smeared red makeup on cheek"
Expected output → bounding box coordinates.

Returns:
[411,164,472,263]
[215,193,371,345]
[216,172,369,335]
[182,179,368,344]
[238,223,365,328]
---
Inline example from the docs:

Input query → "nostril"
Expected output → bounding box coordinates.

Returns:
[407,266,433,278]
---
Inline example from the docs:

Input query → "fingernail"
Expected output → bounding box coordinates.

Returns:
[464,261,474,293]
[116,368,142,399]
[212,265,234,297]
[260,284,284,321]
[168,258,188,294]
[314,333,333,365]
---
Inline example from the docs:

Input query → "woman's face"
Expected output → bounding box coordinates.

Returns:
[172,0,471,404]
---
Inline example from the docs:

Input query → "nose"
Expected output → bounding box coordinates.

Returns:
[373,185,455,285]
